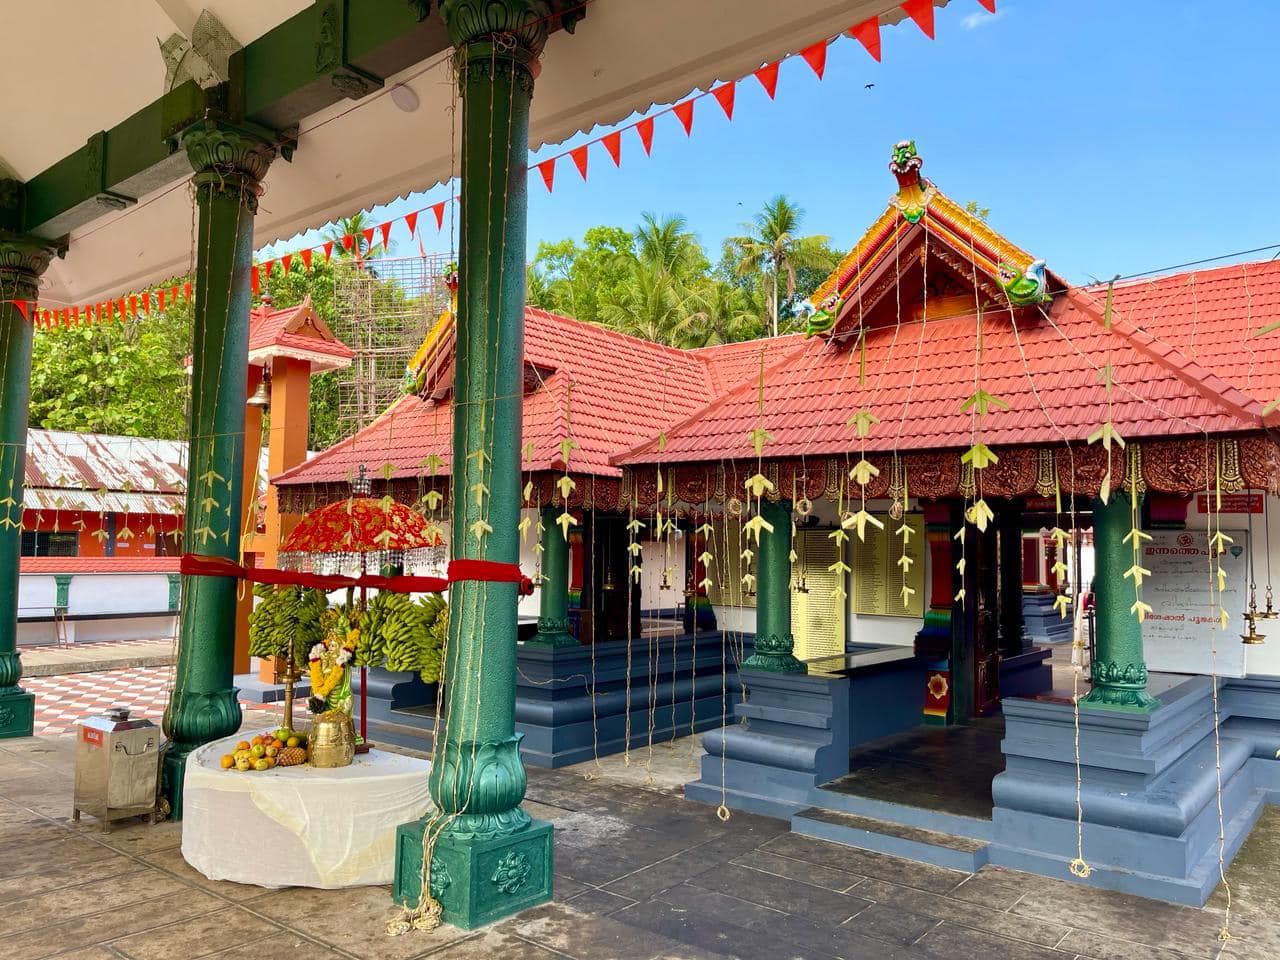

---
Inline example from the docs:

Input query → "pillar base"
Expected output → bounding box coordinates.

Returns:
[742,634,806,674]
[0,688,35,739]
[524,632,577,649]
[1081,684,1161,713]
[393,816,553,929]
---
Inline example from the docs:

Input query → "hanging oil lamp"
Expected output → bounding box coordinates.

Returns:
[601,522,617,592]
[1262,493,1277,619]
[660,567,673,591]
[1242,610,1266,645]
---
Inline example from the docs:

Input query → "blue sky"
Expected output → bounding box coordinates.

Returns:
[268,1,1280,287]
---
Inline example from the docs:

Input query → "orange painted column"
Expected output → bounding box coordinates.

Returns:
[234,365,265,675]
[257,356,312,682]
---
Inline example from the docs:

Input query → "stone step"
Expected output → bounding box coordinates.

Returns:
[792,806,990,873]
[364,716,435,756]
[808,787,994,841]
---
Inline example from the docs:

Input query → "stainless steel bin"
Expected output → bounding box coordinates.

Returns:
[73,707,166,829]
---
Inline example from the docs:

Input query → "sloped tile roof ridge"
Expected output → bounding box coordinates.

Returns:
[1062,286,1265,428]
[272,392,422,486]
[1080,257,1280,294]
[612,335,818,467]
[524,306,710,365]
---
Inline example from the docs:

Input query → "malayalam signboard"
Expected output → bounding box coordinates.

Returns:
[1140,529,1247,678]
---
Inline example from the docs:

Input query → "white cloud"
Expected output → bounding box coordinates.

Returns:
[961,9,1005,30]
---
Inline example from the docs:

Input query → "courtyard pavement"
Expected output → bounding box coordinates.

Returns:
[3,712,1278,960]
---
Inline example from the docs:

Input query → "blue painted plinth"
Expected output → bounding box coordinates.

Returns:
[686,668,852,819]
[516,631,748,767]
[998,646,1053,699]
[991,675,1280,905]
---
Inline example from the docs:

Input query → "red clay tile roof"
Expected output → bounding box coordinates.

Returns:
[274,308,731,487]
[1099,259,1280,405]
[248,296,353,362]
[691,336,807,395]
[614,276,1269,467]
[19,556,181,574]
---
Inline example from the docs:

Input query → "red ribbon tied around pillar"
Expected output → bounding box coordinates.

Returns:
[179,554,534,596]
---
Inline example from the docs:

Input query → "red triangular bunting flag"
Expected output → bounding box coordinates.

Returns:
[361,227,375,252]
[171,286,178,305]
[14,300,29,321]
[570,144,589,180]
[323,241,334,262]
[431,201,446,229]
[72,306,80,323]
[977,0,996,12]
[39,309,48,327]
[405,211,419,238]
[251,266,260,296]
[281,254,292,275]
[602,131,622,166]
[118,298,127,320]
[901,0,935,38]
[849,17,881,61]
[537,157,556,193]
[712,83,736,120]
[140,292,150,315]
[380,221,392,249]
[129,295,138,317]
[342,234,354,252]
[61,309,70,327]
[801,40,829,79]
[636,117,655,155]
[754,61,780,99]
[673,99,694,136]
[158,289,166,311]
[183,282,192,301]
[262,260,275,280]
[301,248,313,271]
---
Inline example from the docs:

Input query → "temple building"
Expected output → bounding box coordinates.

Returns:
[611,143,1280,905]
[272,303,780,763]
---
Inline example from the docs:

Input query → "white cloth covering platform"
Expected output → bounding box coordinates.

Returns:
[181,732,432,888]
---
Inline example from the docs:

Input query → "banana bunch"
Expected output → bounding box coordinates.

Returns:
[382,592,447,680]
[248,584,328,665]
[418,604,448,684]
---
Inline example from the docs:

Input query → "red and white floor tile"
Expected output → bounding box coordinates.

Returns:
[24,666,281,738]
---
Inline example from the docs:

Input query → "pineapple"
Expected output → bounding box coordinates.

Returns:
[277,746,308,767]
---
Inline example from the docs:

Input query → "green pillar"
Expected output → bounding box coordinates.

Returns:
[1082,492,1158,712]
[0,228,56,740]
[393,0,573,929]
[528,505,574,648]
[742,498,805,673]
[162,122,276,815]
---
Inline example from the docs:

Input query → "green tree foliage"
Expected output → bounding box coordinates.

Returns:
[526,196,837,347]
[29,298,193,439]
[727,196,837,337]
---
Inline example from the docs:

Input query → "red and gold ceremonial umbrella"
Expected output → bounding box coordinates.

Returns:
[278,495,443,572]
[277,470,444,740]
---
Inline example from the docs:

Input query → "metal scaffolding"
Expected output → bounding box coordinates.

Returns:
[332,253,453,434]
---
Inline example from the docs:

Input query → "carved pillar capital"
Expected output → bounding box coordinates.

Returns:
[181,121,278,213]
[440,0,584,84]
[0,231,58,297]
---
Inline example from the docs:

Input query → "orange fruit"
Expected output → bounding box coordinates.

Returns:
[236,740,251,752]
[220,755,234,769]
[251,734,264,746]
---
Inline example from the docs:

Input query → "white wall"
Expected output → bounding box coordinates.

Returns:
[640,536,686,613]
[17,572,176,646]
[1188,493,1280,677]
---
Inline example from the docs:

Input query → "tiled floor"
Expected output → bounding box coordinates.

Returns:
[23,666,281,737]
[19,637,178,678]
[3,719,1278,959]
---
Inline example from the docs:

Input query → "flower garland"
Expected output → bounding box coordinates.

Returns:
[309,628,357,701]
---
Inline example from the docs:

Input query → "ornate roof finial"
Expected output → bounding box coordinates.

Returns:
[888,140,935,224]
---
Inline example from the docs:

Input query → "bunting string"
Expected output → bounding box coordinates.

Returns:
[8,1,992,329]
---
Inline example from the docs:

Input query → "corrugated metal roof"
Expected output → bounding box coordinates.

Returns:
[25,430,186,494]
[23,430,277,517]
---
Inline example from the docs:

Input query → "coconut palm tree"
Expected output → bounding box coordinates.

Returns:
[684,280,764,347]
[633,213,704,280]
[324,212,382,261]
[728,196,832,338]
[598,262,695,347]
